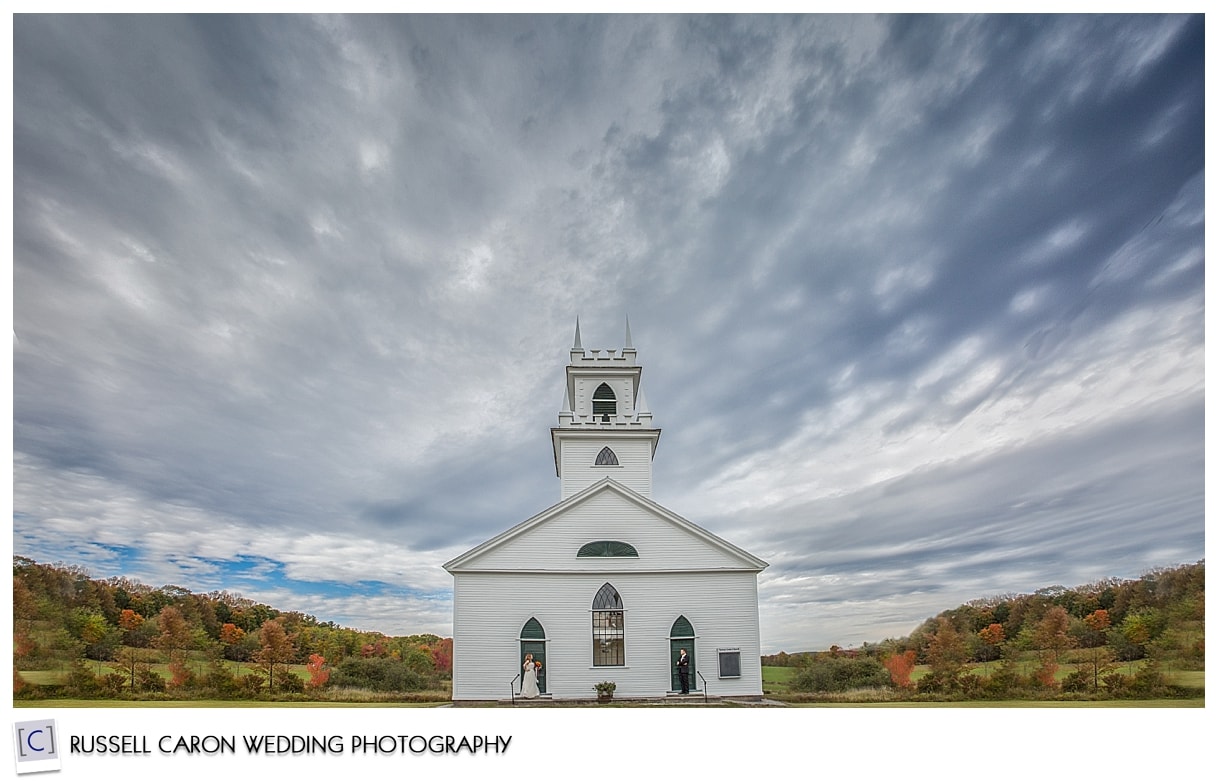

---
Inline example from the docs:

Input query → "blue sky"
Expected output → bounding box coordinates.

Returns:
[9,14,1205,652]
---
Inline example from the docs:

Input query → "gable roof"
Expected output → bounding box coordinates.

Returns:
[442,476,768,573]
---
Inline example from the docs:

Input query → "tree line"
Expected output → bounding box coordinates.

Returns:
[762,560,1203,700]
[13,556,452,700]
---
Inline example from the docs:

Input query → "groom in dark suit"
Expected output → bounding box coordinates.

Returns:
[677,648,690,694]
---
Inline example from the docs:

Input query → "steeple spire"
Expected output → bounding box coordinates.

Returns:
[552,320,658,497]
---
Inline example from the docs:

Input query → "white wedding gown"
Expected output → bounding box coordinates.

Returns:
[521,662,540,698]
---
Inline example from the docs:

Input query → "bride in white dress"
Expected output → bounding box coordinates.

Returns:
[521,654,540,698]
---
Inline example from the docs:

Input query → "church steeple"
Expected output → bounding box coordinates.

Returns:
[551,321,660,499]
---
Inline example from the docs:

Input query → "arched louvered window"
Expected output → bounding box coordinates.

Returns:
[592,583,624,666]
[592,383,616,421]
[595,446,619,466]
[578,541,638,558]
[670,616,694,638]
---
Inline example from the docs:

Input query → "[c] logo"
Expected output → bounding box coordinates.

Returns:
[12,719,61,774]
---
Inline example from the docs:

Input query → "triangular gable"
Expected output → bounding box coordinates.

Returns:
[443,477,768,572]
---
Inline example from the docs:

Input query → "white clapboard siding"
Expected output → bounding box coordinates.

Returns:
[446,479,765,573]
[559,439,654,498]
[466,491,748,572]
[451,570,763,700]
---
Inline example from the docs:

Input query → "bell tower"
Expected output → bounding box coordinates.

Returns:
[551,318,661,499]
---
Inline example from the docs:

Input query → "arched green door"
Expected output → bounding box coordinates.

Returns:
[669,616,695,692]
[520,617,546,693]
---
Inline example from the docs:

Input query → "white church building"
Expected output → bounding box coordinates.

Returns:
[443,322,768,702]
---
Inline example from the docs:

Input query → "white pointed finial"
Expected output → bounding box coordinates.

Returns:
[624,314,633,349]
[573,317,582,350]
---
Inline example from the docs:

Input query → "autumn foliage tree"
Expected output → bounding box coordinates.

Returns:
[155,606,194,687]
[113,645,154,692]
[253,619,297,692]
[883,650,916,688]
[155,606,192,655]
[1075,608,1115,690]
[427,637,453,674]
[1031,606,1074,687]
[220,623,245,646]
[977,623,1005,673]
[305,653,330,690]
[922,617,969,691]
[118,609,145,645]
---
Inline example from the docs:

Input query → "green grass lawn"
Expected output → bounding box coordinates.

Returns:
[762,661,1203,704]
[1164,669,1204,688]
[22,660,1201,706]
[21,659,315,687]
[13,699,447,708]
[787,699,1204,708]
[761,665,796,691]
[765,660,1202,689]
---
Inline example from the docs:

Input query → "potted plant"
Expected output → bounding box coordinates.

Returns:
[594,681,616,702]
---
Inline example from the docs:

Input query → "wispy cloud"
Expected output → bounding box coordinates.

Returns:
[12,14,1203,649]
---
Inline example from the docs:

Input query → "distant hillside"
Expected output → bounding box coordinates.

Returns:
[764,560,1204,666]
[761,561,1203,701]
[14,556,451,698]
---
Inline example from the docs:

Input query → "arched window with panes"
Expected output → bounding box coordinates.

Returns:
[591,583,624,666]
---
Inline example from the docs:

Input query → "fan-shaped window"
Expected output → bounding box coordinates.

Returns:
[592,583,624,666]
[578,541,638,558]
[592,383,616,421]
[595,446,619,466]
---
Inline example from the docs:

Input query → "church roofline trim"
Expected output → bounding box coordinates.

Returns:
[442,476,769,573]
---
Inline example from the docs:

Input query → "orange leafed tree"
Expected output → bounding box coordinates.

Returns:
[883,650,917,688]
[305,653,330,689]
[1032,606,1074,687]
[978,623,1005,647]
[155,606,192,655]
[1084,609,1111,633]
[254,619,297,691]
[1082,609,1114,689]
[220,623,245,646]
[977,622,1005,672]
[118,609,146,646]
[168,657,193,689]
[119,609,145,632]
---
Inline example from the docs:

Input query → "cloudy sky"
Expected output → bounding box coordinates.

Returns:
[10,14,1204,652]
